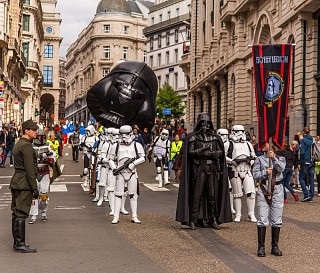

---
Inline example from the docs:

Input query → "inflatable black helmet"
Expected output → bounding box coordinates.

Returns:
[86,61,158,131]
[194,112,214,132]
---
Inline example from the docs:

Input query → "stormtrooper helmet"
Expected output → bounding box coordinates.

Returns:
[111,128,120,143]
[119,125,133,145]
[106,127,114,141]
[230,125,246,143]
[160,129,169,140]
[85,125,96,136]
[217,128,229,143]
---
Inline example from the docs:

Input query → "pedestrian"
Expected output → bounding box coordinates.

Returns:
[0,126,15,167]
[141,127,152,154]
[276,139,299,203]
[176,113,232,230]
[298,127,315,202]
[290,140,300,188]
[54,124,63,157]
[69,128,81,162]
[252,143,286,257]
[61,121,69,145]
[132,127,145,147]
[169,134,183,177]
[47,132,60,158]
[312,134,320,197]
[10,120,39,253]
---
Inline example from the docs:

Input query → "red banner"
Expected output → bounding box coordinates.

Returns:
[252,44,293,149]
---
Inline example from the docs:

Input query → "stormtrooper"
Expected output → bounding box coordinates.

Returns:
[80,125,98,189]
[148,129,171,187]
[28,132,57,224]
[109,125,145,224]
[217,128,236,215]
[226,125,257,223]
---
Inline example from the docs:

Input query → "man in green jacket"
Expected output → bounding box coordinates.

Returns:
[10,120,39,253]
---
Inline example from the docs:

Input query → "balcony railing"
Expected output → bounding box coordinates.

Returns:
[27,61,40,71]
[220,0,236,23]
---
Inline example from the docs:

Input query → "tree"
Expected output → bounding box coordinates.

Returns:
[156,82,185,119]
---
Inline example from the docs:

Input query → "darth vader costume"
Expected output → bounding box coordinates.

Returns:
[176,113,232,229]
[86,61,158,131]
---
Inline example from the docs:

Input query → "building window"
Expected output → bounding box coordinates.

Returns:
[159,14,162,22]
[43,65,53,86]
[22,42,29,63]
[151,17,154,24]
[124,25,129,34]
[104,24,110,33]
[166,51,169,65]
[150,56,153,68]
[143,50,147,63]
[157,76,161,88]
[158,34,161,48]
[157,53,161,67]
[103,46,110,59]
[165,74,169,83]
[167,11,171,20]
[103,68,110,77]
[123,47,128,60]
[174,29,179,43]
[80,78,84,92]
[174,48,178,63]
[176,8,180,16]
[174,73,178,90]
[166,31,170,46]
[23,15,30,31]
[23,0,30,5]
[44,44,53,58]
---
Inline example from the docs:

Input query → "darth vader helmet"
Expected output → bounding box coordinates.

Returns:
[194,112,214,132]
[87,61,158,131]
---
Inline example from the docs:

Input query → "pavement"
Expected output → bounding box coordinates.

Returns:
[0,144,319,273]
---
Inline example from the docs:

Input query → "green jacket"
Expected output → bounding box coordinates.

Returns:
[10,137,38,191]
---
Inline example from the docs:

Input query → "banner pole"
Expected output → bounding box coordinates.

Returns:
[268,137,272,194]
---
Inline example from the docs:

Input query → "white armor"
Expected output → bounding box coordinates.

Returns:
[151,129,171,187]
[29,140,56,224]
[109,125,145,224]
[226,125,257,223]
[81,125,98,188]
[217,128,236,215]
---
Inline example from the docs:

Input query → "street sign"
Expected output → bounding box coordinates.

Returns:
[0,81,4,97]
[163,107,171,115]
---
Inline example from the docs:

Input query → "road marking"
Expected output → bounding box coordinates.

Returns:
[0,198,11,201]
[0,184,9,186]
[172,183,180,188]
[81,184,89,192]
[143,183,170,191]
[54,206,85,210]
[50,184,68,192]
[0,186,2,190]
[0,204,9,207]
[60,164,65,173]
[0,176,12,179]
[60,175,80,177]
[3,193,11,195]
[53,181,83,184]
[65,153,69,156]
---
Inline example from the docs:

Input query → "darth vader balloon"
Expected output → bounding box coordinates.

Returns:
[86,61,158,131]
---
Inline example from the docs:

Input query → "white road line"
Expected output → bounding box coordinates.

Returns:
[81,184,89,192]
[143,183,170,191]
[0,204,9,207]
[0,176,12,179]
[0,186,2,190]
[3,193,11,195]
[60,164,65,173]
[50,184,68,192]
[0,184,9,186]
[172,183,180,188]
[65,153,69,156]
[53,181,83,184]
[60,175,80,177]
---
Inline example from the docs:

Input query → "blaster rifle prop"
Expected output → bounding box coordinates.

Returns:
[89,150,98,196]
[113,158,136,176]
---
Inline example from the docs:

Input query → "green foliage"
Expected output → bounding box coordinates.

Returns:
[156,82,185,119]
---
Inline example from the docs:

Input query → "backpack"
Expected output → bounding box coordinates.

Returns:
[312,142,320,161]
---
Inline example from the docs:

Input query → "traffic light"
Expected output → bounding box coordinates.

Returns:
[156,108,159,116]
[35,108,39,116]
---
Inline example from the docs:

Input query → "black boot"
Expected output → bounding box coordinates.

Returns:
[14,219,37,253]
[211,217,220,230]
[12,215,16,249]
[257,226,266,257]
[271,226,283,256]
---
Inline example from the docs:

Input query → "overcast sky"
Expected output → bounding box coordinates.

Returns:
[56,0,101,57]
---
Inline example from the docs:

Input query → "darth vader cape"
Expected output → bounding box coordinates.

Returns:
[175,131,233,225]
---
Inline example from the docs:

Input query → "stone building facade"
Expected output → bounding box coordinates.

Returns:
[181,0,320,139]
[0,0,62,127]
[65,0,152,124]
[144,0,191,108]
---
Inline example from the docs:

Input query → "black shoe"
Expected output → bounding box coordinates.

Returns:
[301,197,311,202]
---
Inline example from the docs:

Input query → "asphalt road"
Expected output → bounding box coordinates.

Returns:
[0,144,319,273]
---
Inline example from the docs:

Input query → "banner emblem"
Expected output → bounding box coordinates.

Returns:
[264,72,284,107]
